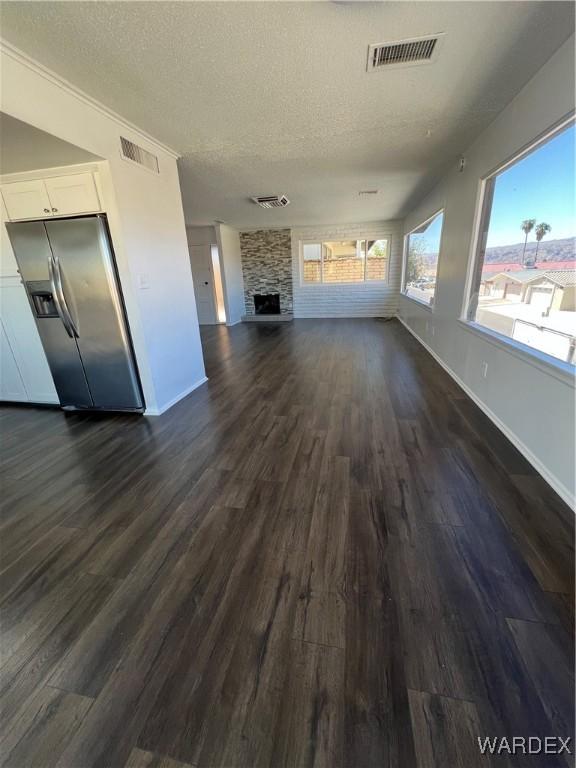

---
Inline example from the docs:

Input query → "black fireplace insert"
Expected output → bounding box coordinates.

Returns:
[254,293,280,315]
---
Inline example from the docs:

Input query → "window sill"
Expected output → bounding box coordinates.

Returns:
[458,319,575,387]
[399,293,434,312]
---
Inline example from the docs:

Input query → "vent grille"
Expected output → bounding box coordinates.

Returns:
[368,35,442,71]
[120,136,159,173]
[251,195,290,209]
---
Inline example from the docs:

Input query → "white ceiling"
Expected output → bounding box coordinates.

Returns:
[1,2,573,228]
[0,113,101,174]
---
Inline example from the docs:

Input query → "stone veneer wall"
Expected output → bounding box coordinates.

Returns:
[240,229,293,315]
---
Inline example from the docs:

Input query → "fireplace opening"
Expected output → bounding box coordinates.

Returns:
[254,293,280,315]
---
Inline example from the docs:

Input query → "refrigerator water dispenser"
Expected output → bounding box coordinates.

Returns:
[28,281,59,318]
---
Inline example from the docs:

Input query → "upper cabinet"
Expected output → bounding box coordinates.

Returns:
[1,172,102,221]
[44,173,101,216]
[1,179,52,221]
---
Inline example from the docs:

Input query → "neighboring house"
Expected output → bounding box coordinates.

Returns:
[527,270,576,312]
[481,269,543,301]
[480,268,576,312]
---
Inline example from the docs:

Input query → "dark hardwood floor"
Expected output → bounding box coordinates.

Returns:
[0,318,573,768]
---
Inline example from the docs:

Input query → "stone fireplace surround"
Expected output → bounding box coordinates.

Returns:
[240,229,293,319]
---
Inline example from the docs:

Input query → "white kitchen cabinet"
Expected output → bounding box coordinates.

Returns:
[1,179,53,221]
[1,198,18,276]
[0,319,28,402]
[1,172,102,221]
[44,173,101,216]
[0,277,59,404]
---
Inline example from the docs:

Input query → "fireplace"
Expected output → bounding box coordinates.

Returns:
[253,293,280,315]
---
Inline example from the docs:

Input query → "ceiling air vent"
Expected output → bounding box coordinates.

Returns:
[251,195,290,209]
[367,34,443,72]
[120,136,159,173]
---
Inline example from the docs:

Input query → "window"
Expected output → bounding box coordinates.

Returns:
[323,241,365,283]
[302,238,389,284]
[467,119,575,366]
[402,210,444,306]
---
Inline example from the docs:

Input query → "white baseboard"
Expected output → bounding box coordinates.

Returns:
[397,315,574,510]
[145,375,208,417]
[294,313,397,319]
[226,319,242,327]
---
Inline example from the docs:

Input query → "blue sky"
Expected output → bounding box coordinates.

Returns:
[486,122,575,247]
[410,212,443,255]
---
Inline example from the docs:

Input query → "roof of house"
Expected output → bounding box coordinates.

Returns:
[484,269,544,284]
[542,270,576,288]
[482,268,576,287]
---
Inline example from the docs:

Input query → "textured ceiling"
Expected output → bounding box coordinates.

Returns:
[0,113,101,174]
[1,1,573,227]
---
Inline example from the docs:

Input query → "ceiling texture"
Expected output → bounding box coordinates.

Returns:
[0,1,573,228]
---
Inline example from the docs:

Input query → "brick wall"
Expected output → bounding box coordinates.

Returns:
[240,229,293,315]
[291,221,403,317]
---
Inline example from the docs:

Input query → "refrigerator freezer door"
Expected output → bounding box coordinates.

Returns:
[44,217,143,410]
[30,309,93,407]
[5,221,93,407]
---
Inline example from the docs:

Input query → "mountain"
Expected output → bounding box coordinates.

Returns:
[484,237,575,265]
[419,237,575,266]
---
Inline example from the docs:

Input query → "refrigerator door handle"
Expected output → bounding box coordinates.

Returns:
[48,254,78,338]
[54,254,80,337]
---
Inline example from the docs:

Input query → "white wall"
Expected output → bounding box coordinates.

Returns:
[215,223,245,325]
[1,43,206,415]
[186,225,216,247]
[291,220,403,317]
[398,36,575,506]
[0,112,100,174]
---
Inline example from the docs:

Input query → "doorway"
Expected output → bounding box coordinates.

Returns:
[189,243,226,325]
[211,244,227,323]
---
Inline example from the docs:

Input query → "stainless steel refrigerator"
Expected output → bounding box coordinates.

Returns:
[6,214,144,412]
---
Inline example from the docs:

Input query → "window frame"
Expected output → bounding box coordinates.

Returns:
[299,234,391,287]
[401,207,445,309]
[462,113,576,373]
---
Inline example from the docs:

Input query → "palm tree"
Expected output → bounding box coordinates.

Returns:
[534,222,552,263]
[520,219,536,264]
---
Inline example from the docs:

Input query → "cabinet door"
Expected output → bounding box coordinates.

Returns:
[45,173,101,216]
[0,319,28,402]
[0,278,59,404]
[1,180,52,221]
[1,198,19,276]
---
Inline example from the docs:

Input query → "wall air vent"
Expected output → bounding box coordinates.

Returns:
[367,35,443,72]
[251,195,290,209]
[120,136,159,173]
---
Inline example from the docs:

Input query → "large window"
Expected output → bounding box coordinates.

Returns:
[467,119,575,366]
[402,210,444,306]
[302,238,389,284]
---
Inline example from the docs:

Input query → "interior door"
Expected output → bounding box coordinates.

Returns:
[190,244,218,324]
